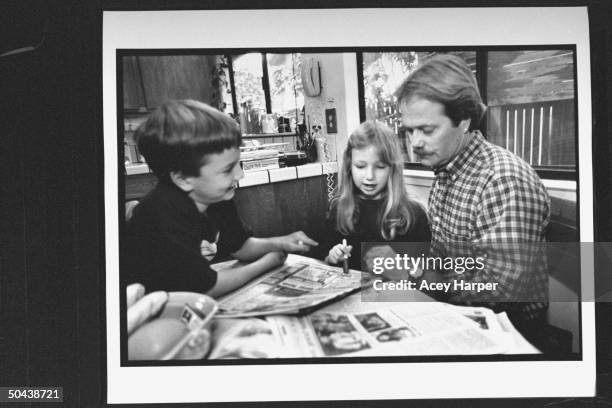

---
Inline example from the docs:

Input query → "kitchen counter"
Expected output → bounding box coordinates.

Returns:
[125,161,339,187]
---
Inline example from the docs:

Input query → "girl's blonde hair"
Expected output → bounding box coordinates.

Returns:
[333,121,422,240]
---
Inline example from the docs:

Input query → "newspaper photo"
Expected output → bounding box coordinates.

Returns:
[213,254,364,318]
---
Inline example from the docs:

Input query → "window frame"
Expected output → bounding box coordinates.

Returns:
[228,52,302,121]
[356,47,578,181]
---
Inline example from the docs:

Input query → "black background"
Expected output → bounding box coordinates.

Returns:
[2,1,611,407]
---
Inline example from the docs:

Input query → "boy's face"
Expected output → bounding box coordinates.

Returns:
[183,147,243,210]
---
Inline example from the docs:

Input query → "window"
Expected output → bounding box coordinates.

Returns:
[362,52,416,162]
[231,53,267,134]
[486,50,575,170]
[230,52,303,135]
[121,52,304,169]
[267,53,304,130]
[360,49,576,178]
[362,51,476,163]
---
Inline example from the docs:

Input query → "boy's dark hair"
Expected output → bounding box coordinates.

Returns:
[135,100,242,183]
[394,54,487,131]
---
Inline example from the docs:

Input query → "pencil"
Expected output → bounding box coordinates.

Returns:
[342,239,349,274]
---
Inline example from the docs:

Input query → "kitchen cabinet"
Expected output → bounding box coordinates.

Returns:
[122,55,219,110]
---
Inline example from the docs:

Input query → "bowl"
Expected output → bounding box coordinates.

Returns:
[128,292,218,360]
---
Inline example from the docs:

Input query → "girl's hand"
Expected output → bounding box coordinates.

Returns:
[326,241,353,265]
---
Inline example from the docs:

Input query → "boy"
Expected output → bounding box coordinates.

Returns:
[123,100,317,298]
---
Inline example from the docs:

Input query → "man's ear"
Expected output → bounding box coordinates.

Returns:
[170,171,193,192]
[459,118,472,133]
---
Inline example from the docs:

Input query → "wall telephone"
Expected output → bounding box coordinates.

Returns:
[301,58,321,97]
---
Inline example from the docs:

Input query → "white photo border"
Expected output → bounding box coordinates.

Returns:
[103,7,595,404]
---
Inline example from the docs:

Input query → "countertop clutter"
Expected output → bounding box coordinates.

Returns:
[240,161,338,187]
[125,162,338,187]
[125,160,338,187]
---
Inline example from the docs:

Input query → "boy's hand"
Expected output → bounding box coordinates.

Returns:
[200,232,219,261]
[200,239,218,261]
[280,231,318,253]
[326,242,353,265]
[263,251,288,268]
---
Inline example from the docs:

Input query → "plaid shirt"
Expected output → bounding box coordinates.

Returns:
[427,131,550,320]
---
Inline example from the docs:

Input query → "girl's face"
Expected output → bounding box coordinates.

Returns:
[350,145,390,199]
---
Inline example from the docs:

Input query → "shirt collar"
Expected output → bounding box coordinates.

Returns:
[158,180,205,213]
[434,130,484,178]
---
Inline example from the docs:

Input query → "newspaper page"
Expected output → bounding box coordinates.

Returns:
[496,312,541,354]
[439,304,505,335]
[263,302,509,358]
[208,318,282,359]
[207,305,538,359]
[213,255,363,318]
[441,304,540,354]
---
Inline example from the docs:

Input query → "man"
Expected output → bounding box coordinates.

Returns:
[394,54,551,338]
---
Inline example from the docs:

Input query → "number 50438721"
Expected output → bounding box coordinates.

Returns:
[2,387,62,402]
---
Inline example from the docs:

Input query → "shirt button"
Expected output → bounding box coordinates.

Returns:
[433,216,441,223]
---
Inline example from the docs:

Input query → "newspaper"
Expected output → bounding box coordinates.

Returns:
[496,312,541,354]
[209,302,510,359]
[439,304,505,334]
[440,304,540,354]
[213,255,364,318]
[208,318,280,359]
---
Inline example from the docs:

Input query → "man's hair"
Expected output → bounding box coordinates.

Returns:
[134,100,241,183]
[394,54,487,131]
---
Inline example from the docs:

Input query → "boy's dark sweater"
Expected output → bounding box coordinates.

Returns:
[122,181,251,293]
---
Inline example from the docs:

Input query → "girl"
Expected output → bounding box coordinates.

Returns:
[324,121,430,274]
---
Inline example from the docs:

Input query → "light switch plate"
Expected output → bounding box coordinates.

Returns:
[325,108,337,134]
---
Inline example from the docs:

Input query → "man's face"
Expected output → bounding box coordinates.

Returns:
[399,96,466,169]
[186,147,243,209]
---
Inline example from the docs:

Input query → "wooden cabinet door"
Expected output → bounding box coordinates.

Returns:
[137,55,218,109]
[122,56,146,109]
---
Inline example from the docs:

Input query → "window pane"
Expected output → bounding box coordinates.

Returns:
[486,50,575,168]
[267,53,304,132]
[232,53,266,134]
[362,51,476,163]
